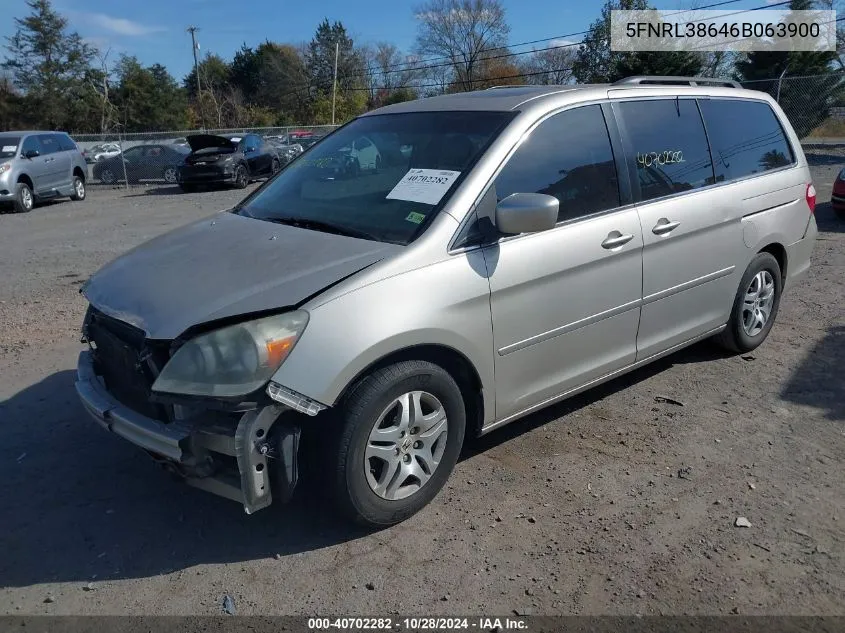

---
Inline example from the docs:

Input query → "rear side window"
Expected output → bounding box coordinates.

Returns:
[56,134,77,152]
[617,99,714,202]
[699,99,795,182]
[38,134,59,155]
[494,104,620,223]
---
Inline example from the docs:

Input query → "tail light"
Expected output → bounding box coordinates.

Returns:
[806,183,816,214]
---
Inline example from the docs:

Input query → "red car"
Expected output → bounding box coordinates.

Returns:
[832,168,845,219]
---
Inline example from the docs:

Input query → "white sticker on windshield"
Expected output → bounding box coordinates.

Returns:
[2,145,17,153]
[229,137,242,142]
[386,168,461,206]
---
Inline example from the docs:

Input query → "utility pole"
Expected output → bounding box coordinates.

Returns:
[776,64,789,103]
[331,41,339,125]
[187,26,206,129]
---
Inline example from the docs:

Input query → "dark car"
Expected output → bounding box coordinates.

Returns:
[178,133,281,191]
[831,168,845,220]
[93,144,189,185]
[265,138,303,165]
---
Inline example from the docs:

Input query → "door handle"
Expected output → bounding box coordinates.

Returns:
[652,219,680,235]
[601,232,635,249]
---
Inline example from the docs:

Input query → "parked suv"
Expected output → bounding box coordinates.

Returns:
[178,133,281,191]
[75,78,817,526]
[0,131,88,213]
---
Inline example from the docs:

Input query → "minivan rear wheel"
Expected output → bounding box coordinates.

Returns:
[70,176,86,201]
[333,360,466,527]
[715,252,782,353]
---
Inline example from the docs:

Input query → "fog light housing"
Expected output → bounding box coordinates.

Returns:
[267,382,326,416]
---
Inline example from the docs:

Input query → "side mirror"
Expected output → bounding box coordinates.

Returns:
[24,149,40,159]
[495,193,559,235]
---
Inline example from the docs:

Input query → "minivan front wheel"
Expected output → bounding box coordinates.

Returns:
[715,252,782,353]
[333,361,466,527]
[14,182,34,213]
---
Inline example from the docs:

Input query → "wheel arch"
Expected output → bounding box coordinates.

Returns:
[73,166,86,181]
[758,242,787,279]
[16,173,34,190]
[336,344,486,439]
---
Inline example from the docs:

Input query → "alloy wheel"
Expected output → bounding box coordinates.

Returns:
[21,186,33,210]
[742,270,775,336]
[364,391,449,501]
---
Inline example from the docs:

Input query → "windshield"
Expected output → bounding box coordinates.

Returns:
[237,111,514,244]
[0,136,21,159]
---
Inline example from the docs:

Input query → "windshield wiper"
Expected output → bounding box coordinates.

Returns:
[264,216,382,242]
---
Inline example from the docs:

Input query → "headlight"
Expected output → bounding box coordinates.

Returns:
[222,156,234,164]
[839,167,845,181]
[152,311,309,398]
[0,162,10,175]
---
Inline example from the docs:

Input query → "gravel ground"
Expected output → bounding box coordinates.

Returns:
[0,166,843,617]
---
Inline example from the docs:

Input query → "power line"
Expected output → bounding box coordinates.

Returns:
[367,0,751,76]
[271,1,843,104]
[349,0,793,81]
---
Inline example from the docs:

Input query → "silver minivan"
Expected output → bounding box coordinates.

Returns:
[0,131,88,212]
[75,77,818,526]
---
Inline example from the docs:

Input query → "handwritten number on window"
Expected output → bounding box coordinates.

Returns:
[636,151,685,168]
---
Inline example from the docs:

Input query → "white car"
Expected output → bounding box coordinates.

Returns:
[84,143,121,164]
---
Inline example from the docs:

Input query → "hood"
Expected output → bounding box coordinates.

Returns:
[186,134,239,152]
[82,211,402,340]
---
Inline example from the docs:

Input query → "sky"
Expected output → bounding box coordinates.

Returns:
[0,0,775,82]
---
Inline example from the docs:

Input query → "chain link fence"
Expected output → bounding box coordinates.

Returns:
[75,125,338,187]
[71,73,845,188]
[740,73,845,147]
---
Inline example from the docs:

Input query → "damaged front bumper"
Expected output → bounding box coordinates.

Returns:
[75,350,301,514]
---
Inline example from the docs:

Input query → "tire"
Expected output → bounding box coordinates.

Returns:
[179,183,197,193]
[99,169,116,185]
[233,165,248,189]
[333,360,466,527]
[13,182,34,213]
[163,167,178,184]
[271,158,280,175]
[714,252,782,353]
[70,176,86,201]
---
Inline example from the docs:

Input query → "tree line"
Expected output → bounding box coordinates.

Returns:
[0,0,842,135]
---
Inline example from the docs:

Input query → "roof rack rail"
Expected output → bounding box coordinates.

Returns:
[613,76,741,89]
[485,85,517,90]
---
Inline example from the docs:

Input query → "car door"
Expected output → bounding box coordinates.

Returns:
[119,146,144,181]
[19,135,52,194]
[481,104,643,423]
[50,134,75,189]
[239,135,258,174]
[143,145,168,180]
[36,134,64,191]
[612,98,746,360]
